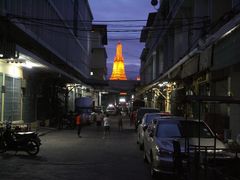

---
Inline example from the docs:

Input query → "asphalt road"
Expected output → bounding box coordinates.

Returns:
[0,116,153,180]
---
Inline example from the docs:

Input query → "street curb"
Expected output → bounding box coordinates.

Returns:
[37,127,57,137]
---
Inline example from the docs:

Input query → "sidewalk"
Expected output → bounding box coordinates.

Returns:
[37,126,57,137]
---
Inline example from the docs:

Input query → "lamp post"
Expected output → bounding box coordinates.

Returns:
[151,0,158,6]
[150,0,161,10]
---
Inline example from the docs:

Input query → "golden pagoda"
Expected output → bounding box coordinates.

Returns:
[110,42,127,80]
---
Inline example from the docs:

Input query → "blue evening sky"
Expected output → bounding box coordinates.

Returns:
[88,0,155,80]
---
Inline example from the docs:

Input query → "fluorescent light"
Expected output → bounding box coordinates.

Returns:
[22,61,33,69]
[221,25,239,39]
[119,98,126,103]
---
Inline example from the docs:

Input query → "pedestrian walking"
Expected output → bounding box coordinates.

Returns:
[130,110,136,126]
[103,114,110,138]
[118,112,123,131]
[75,113,82,138]
[96,111,103,127]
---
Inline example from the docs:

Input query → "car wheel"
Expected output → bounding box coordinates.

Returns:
[143,151,149,164]
[150,164,158,179]
[150,153,158,179]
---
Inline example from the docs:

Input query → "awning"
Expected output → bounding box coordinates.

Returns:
[181,55,199,78]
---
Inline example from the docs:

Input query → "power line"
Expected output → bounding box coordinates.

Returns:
[4,13,209,32]
[7,18,207,43]
[6,13,209,22]
[9,18,208,33]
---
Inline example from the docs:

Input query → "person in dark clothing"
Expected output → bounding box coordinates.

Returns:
[118,112,123,131]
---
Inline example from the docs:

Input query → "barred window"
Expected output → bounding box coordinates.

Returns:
[4,76,21,122]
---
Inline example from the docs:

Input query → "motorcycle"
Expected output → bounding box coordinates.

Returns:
[0,123,41,156]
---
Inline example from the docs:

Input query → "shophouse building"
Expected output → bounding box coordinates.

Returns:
[90,25,107,81]
[138,0,240,139]
[0,0,107,128]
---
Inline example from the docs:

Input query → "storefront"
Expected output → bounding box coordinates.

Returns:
[0,60,23,123]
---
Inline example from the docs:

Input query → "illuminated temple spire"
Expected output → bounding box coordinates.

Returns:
[110,42,127,80]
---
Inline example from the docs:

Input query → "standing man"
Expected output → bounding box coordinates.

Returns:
[103,114,110,138]
[118,112,123,132]
[76,113,82,138]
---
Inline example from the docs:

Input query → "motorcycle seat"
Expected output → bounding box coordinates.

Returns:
[15,132,35,135]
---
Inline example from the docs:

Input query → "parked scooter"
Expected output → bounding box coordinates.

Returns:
[0,122,41,156]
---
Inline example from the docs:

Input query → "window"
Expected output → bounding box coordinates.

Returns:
[4,76,21,122]
[157,122,181,138]
[180,121,213,138]
[146,114,160,124]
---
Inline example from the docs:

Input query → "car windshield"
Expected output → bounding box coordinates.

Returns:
[145,114,161,124]
[157,123,181,138]
[180,121,213,138]
[138,109,160,122]
[156,121,213,138]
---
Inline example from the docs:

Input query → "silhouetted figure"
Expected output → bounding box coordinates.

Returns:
[118,112,123,131]
[75,113,82,137]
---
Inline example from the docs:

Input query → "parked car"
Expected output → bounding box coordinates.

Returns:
[106,106,117,115]
[143,117,234,178]
[135,107,160,130]
[137,112,171,150]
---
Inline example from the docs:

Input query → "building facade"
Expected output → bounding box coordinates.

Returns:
[138,0,240,139]
[90,25,108,80]
[0,0,105,128]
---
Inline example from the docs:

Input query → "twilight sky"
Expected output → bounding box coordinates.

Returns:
[88,0,155,80]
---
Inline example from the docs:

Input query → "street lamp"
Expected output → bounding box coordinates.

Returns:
[151,0,158,6]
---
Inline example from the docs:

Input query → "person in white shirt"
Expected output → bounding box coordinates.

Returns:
[103,114,110,138]
[96,112,103,127]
